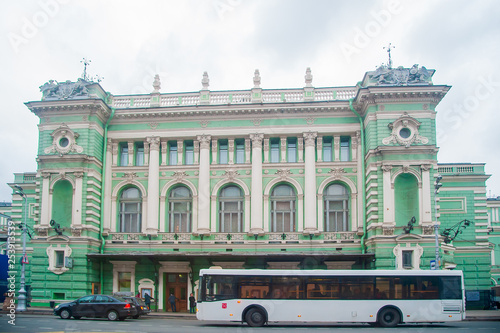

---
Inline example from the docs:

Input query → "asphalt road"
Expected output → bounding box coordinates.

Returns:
[1,315,500,333]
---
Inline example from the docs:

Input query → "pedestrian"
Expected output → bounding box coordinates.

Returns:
[168,293,177,312]
[144,292,153,310]
[189,293,196,314]
[135,291,141,298]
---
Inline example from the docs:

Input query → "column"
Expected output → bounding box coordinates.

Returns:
[128,141,134,166]
[316,136,323,162]
[194,140,200,165]
[263,138,269,163]
[112,142,118,166]
[245,138,251,163]
[382,165,395,224]
[146,136,160,235]
[298,137,304,163]
[103,139,113,233]
[280,136,287,163]
[334,136,340,161]
[211,139,218,165]
[73,171,84,226]
[228,139,234,164]
[421,165,432,224]
[197,135,211,234]
[40,172,51,226]
[144,140,149,166]
[303,132,318,232]
[250,133,264,234]
[177,140,184,165]
[161,141,167,166]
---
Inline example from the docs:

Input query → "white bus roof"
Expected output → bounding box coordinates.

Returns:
[199,269,463,277]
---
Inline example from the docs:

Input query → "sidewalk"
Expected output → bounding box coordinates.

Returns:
[3,307,499,321]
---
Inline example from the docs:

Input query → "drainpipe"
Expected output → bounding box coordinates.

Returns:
[348,98,367,255]
[99,107,116,289]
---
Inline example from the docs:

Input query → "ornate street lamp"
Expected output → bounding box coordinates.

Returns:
[433,175,443,270]
[14,185,28,311]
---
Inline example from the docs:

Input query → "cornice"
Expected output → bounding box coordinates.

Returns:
[353,85,451,115]
[25,99,111,122]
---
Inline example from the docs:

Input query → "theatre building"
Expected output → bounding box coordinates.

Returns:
[9,64,497,310]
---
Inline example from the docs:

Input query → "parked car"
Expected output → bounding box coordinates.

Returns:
[54,294,137,321]
[123,296,151,318]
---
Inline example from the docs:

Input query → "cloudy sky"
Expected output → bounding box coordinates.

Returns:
[1,0,499,202]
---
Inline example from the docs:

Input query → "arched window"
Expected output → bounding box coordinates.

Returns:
[52,179,73,228]
[270,184,296,232]
[219,185,244,232]
[324,184,349,232]
[119,187,142,233]
[168,186,192,233]
[394,173,419,226]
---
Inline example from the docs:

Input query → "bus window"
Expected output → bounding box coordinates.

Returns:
[271,277,303,299]
[341,277,374,299]
[239,276,270,299]
[205,275,237,301]
[440,276,461,299]
[306,277,340,299]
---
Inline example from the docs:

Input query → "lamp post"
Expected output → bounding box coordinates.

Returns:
[433,175,443,270]
[15,185,28,312]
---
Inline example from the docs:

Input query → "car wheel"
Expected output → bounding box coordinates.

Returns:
[378,307,400,328]
[73,316,82,320]
[245,307,266,327]
[59,309,71,319]
[107,310,119,321]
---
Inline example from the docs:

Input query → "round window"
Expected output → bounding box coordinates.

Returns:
[399,128,411,139]
[59,137,70,148]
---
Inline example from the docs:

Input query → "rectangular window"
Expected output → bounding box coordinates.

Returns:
[235,139,245,164]
[120,144,128,166]
[323,137,333,162]
[402,250,413,269]
[118,272,131,292]
[185,141,194,165]
[270,138,280,163]
[287,138,297,163]
[340,137,350,161]
[169,142,178,165]
[55,250,65,268]
[219,140,228,164]
[135,143,144,166]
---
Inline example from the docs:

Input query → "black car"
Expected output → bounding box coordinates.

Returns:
[54,294,137,321]
[123,296,151,318]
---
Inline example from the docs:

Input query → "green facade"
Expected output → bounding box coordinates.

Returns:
[6,66,497,311]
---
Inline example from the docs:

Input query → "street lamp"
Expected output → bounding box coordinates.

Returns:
[15,185,28,312]
[433,175,443,270]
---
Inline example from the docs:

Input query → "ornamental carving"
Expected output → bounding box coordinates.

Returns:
[200,120,210,128]
[306,117,316,125]
[40,78,94,100]
[44,124,84,155]
[222,170,240,181]
[382,113,429,148]
[249,133,264,148]
[423,226,434,235]
[123,172,138,182]
[383,226,395,236]
[303,132,317,146]
[147,137,160,151]
[367,64,433,86]
[328,167,345,179]
[172,171,188,181]
[275,169,292,180]
[197,135,211,149]
[381,165,393,173]
[149,122,158,130]
[252,118,262,126]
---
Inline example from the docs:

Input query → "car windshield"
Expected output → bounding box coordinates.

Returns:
[114,297,127,303]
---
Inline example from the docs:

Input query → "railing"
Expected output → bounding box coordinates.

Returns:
[110,87,358,109]
[106,231,358,244]
[438,165,476,174]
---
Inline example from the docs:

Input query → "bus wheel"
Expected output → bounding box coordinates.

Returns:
[245,307,266,327]
[378,307,400,328]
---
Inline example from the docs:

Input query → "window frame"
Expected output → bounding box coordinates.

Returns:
[119,187,142,233]
[270,184,296,232]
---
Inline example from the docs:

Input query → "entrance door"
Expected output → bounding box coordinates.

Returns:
[164,273,188,312]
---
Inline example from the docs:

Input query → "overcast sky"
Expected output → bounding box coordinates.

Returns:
[1,0,499,202]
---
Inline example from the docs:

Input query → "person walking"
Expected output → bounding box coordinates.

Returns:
[168,293,177,312]
[144,292,153,310]
[189,293,196,314]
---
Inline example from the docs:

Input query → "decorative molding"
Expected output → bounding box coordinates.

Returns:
[172,171,188,181]
[44,124,84,155]
[303,131,317,146]
[200,120,210,128]
[328,167,345,179]
[222,170,240,181]
[382,113,429,148]
[275,169,292,180]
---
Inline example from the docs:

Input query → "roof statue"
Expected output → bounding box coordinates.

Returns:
[253,69,261,88]
[39,78,94,100]
[305,67,313,87]
[201,71,209,90]
[152,74,161,93]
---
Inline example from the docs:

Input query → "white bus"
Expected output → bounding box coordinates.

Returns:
[196,268,465,327]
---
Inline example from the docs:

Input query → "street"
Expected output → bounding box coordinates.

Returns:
[1,315,499,333]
